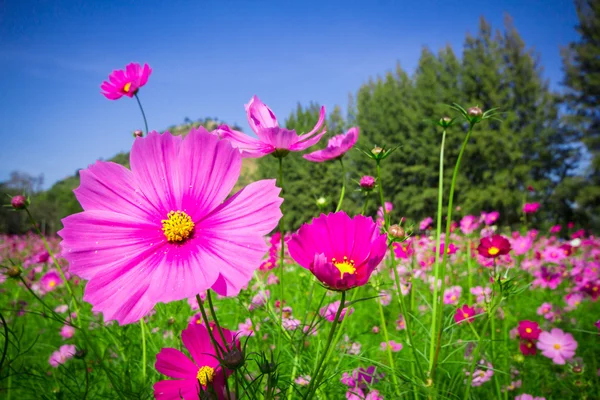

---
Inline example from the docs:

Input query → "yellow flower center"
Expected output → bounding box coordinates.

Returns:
[488,246,500,255]
[162,211,195,242]
[196,365,215,387]
[553,343,561,350]
[450,295,456,301]
[123,82,132,93]
[332,256,355,279]
[49,280,56,287]
[525,328,532,333]
[463,313,469,319]
[527,343,532,348]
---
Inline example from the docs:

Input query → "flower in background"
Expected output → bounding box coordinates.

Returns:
[594,320,600,331]
[419,216,433,231]
[304,127,359,162]
[40,270,62,293]
[294,375,311,386]
[480,211,499,225]
[454,305,476,324]
[460,215,480,235]
[523,202,540,214]
[518,320,541,340]
[443,286,462,305]
[49,344,76,367]
[100,62,152,100]
[564,292,584,311]
[60,324,75,340]
[288,212,387,292]
[359,176,376,191]
[320,300,354,322]
[380,340,403,352]
[154,322,236,399]
[437,242,458,255]
[249,290,270,311]
[519,340,537,356]
[59,129,283,324]
[511,235,533,256]
[471,286,492,305]
[515,395,546,400]
[550,225,561,234]
[477,235,511,258]
[238,318,258,337]
[541,246,567,264]
[537,328,578,365]
[396,314,406,330]
[468,361,494,387]
[215,95,326,158]
[378,290,392,306]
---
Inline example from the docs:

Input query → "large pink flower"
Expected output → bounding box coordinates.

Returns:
[215,95,326,158]
[304,127,359,162]
[100,62,152,100]
[288,212,387,291]
[536,328,577,365]
[154,322,235,399]
[59,129,283,324]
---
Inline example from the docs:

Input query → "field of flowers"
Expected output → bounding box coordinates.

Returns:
[1,63,599,400]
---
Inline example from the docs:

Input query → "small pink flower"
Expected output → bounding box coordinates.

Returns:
[419,217,433,231]
[380,340,403,352]
[304,127,359,162]
[40,270,62,293]
[294,375,311,386]
[320,301,354,322]
[460,215,480,235]
[480,211,499,225]
[100,62,152,100]
[468,361,494,387]
[443,286,462,305]
[511,235,533,256]
[60,324,75,340]
[523,202,540,214]
[359,176,376,190]
[537,328,578,365]
[550,225,561,234]
[54,305,69,313]
[49,344,76,367]
[541,246,567,264]
[454,305,476,324]
[515,394,546,400]
[237,318,257,337]
[378,290,391,306]
[249,290,269,311]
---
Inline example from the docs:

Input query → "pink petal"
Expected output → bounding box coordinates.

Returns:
[182,323,220,368]
[289,129,327,151]
[153,378,199,400]
[245,95,279,134]
[297,106,326,141]
[155,348,197,379]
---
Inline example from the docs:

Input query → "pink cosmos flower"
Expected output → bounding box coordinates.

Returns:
[443,286,462,305]
[359,176,376,190]
[480,211,499,225]
[154,323,236,399]
[437,242,458,255]
[380,340,403,352]
[564,292,584,311]
[60,324,75,340]
[515,395,546,400]
[396,314,406,330]
[237,318,257,337]
[288,212,387,291]
[49,344,76,367]
[419,216,433,231]
[537,328,578,365]
[550,225,561,234]
[467,361,494,387]
[294,375,311,386]
[378,290,392,306]
[100,62,152,100]
[520,339,537,356]
[460,215,480,235]
[320,300,354,322]
[511,235,533,256]
[40,270,62,293]
[471,286,492,304]
[517,320,541,340]
[454,305,476,324]
[55,305,69,313]
[523,202,540,214]
[249,290,270,311]
[541,246,567,264]
[59,129,283,324]
[304,127,359,162]
[216,95,326,158]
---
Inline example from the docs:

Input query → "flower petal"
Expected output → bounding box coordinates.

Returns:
[155,348,198,379]
[153,378,199,400]
[182,323,220,368]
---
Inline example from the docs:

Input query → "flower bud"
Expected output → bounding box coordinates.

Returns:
[467,106,483,117]
[389,224,405,239]
[167,317,176,325]
[133,130,144,138]
[222,347,245,370]
[10,195,27,210]
[7,266,21,278]
[316,197,328,209]
[359,176,375,190]
[573,366,582,374]
[371,146,383,155]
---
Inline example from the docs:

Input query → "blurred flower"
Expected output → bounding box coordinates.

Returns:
[511,235,533,256]
[320,300,354,322]
[238,318,258,337]
[288,212,387,291]
[519,339,537,356]
[10,195,27,210]
[380,340,403,352]
[100,62,151,100]
[460,215,480,235]
[477,235,511,259]
[60,324,75,340]
[515,395,546,400]
[480,211,499,225]
[249,290,269,311]
[49,344,76,367]
[294,375,311,386]
[541,246,567,264]
[523,202,540,214]
[215,95,326,158]
[550,225,561,234]
[537,328,578,365]
[40,270,62,293]
[518,320,541,340]
[304,127,359,162]
[454,305,476,324]
[468,361,494,387]
[378,290,392,306]
[419,216,433,231]
[59,129,282,324]
[359,176,376,190]
[444,286,462,305]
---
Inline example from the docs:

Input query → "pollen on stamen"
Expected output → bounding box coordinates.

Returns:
[161,211,195,243]
[123,82,132,93]
[196,365,215,387]
[333,255,356,279]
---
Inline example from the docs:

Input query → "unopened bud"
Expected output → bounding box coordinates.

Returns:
[467,106,483,117]
[371,146,383,155]
[389,225,405,238]
[167,317,175,325]
[7,266,21,278]
[359,176,375,190]
[573,366,582,374]
[11,195,27,210]
[441,117,451,123]
[222,347,245,370]
[316,197,328,208]
[133,130,144,138]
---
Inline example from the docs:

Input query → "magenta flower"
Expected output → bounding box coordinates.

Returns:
[443,286,462,305]
[517,320,541,340]
[216,95,326,158]
[154,323,235,399]
[49,344,76,367]
[288,212,387,291]
[511,235,533,256]
[59,129,283,324]
[523,202,540,214]
[477,235,511,258]
[454,304,476,324]
[550,225,561,234]
[419,216,433,231]
[320,300,354,322]
[380,340,403,352]
[480,211,499,225]
[304,127,358,162]
[359,176,376,190]
[237,318,257,337]
[460,215,480,235]
[100,62,152,100]
[537,328,578,365]
[541,246,567,264]
[40,270,62,293]
[515,395,546,400]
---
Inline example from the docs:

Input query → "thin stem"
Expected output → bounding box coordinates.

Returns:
[335,158,346,212]
[0,311,8,372]
[431,123,475,378]
[207,290,230,352]
[467,239,473,304]
[361,195,370,215]
[305,291,346,400]
[141,319,147,380]
[428,128,447,374]
[491,316,502,400]
[464,318,491,400]
[375,291,401,397]
[278,156,285,336]
[376,162,388,226]
[134,93,149,135]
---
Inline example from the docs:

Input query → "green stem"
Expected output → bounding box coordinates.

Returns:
[464,318,491,400]
[361,195,370,216]
[335,158,346,212]
[278,156,285,336]
[134,93,149,135]
[376,162,388,226]
[207,290,230,352]
[491,316,502,400]
[0,312,8,372]
[467,239,473,304]
[305,291,346,400]
[375,290,401,397]
[141,319,147,380]
[428,128,447,375]
[431,123,475,378]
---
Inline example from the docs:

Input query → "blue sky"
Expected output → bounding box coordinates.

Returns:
[0,0,579,189]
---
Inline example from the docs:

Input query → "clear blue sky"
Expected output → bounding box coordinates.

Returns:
[0,0,579,189]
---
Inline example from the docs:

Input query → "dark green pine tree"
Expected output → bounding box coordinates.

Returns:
[561,0,600,231]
